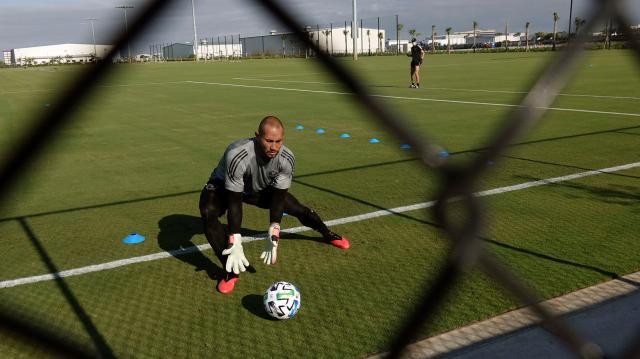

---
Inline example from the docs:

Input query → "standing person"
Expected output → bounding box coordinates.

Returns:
[199,116,350,294]
[408,38,424,88]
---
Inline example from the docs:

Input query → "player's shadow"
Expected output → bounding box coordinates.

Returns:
[157,214,227,281]
[157,214,323,279]
[242,294,277,321]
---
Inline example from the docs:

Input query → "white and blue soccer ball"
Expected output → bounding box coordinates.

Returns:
[263,281,301,320]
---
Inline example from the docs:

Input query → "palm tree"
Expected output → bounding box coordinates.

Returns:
[343,28,350,55]
[446,27,452,53]
[574,17,586,36]
[504,20,509,51]
[472,21,478,52]
[431,25,436,53]
[280,34,287,57]
[552,12,559,50]
[514,32,521,48]
[408,29,417,39]
[309,31,315,57]
[378,31,384,54]
[323,30,331,54]
[525,21,530,51]
[366,29,371,55]
[396,23,404,53]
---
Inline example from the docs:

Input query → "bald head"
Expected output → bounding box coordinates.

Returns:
[258,116,284,136]
[255,115,284,159]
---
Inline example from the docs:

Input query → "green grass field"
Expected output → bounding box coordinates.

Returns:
[0,50,639,358]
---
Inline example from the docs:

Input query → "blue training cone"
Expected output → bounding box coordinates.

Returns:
[400,144,411,150]
[122,232,145,245]
[438,150,449,158]
[295,124,304,130]
[316,128,325,134]
[368,138,380,144]
[339,133,350,138]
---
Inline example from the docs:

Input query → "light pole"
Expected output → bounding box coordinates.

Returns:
[352,0,357,60]
[191,0,199,61]
[116,5,134,62]
[85,18,98,62]
[568,0,574,42]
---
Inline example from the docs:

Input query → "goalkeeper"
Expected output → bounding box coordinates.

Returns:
[199,115,350,294]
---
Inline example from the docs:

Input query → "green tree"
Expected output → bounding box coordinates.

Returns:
[378,31,384,54]
[446,27,452,53]
[366,29,371,55]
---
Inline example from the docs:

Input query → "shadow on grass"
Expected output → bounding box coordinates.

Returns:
[292,180,639,287]
[514,174,640,207]
[157,214,226,281]
[157,214,325,281]
[3,123,639,225]
[242,294,277,321]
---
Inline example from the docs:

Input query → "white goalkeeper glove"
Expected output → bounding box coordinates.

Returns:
[221,233,249,274]
[260,223,280,265]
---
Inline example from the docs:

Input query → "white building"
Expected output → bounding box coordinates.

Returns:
[241,26,386,57]
[6,44,113,66]
[427,34,467,47]
[427,30,526,48]
[196,42,242,60]
[386,39,411,53]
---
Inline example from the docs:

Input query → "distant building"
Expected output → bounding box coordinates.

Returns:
[3,50,13,65]
[162,43,193,60]
[241,26,386,57]
[386,39,410,53]
[426,29,528,48]
[5,44,113,66]
[161,42,242,60]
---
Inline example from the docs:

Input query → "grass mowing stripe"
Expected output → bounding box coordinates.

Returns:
[2,161,639,290]
[187,81,640,118]
[232,78,640,101]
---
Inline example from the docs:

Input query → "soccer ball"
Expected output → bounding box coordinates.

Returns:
[263,281,301,320]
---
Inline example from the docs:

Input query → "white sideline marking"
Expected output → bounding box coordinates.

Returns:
[2,161,639,290]
[0,81,186,95]
[232,77,640,101]
[188,81,640,118]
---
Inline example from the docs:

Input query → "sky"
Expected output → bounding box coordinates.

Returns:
[1,0,639,54]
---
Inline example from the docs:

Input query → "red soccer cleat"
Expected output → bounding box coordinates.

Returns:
[324,231,350,250]
[217,277,238,294]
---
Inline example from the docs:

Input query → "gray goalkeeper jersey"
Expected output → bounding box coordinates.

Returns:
[210,138,295,193]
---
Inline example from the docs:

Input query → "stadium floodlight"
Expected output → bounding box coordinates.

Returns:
[116,5,134,63]
[85,19,98,61]
[191,0,199,61]
[352,0,357,60]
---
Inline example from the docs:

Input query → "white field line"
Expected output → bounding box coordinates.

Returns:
[188,80,640,118]
[2,161,639,290]
[232,77,640,101]
[0,81,186,95]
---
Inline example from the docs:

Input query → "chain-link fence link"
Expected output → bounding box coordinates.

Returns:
[1,0,639,357]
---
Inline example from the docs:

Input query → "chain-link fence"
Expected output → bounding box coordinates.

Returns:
[1,0,639,357]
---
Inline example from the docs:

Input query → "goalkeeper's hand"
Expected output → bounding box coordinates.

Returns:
[260,223,280,265]
[221,233,250,274]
